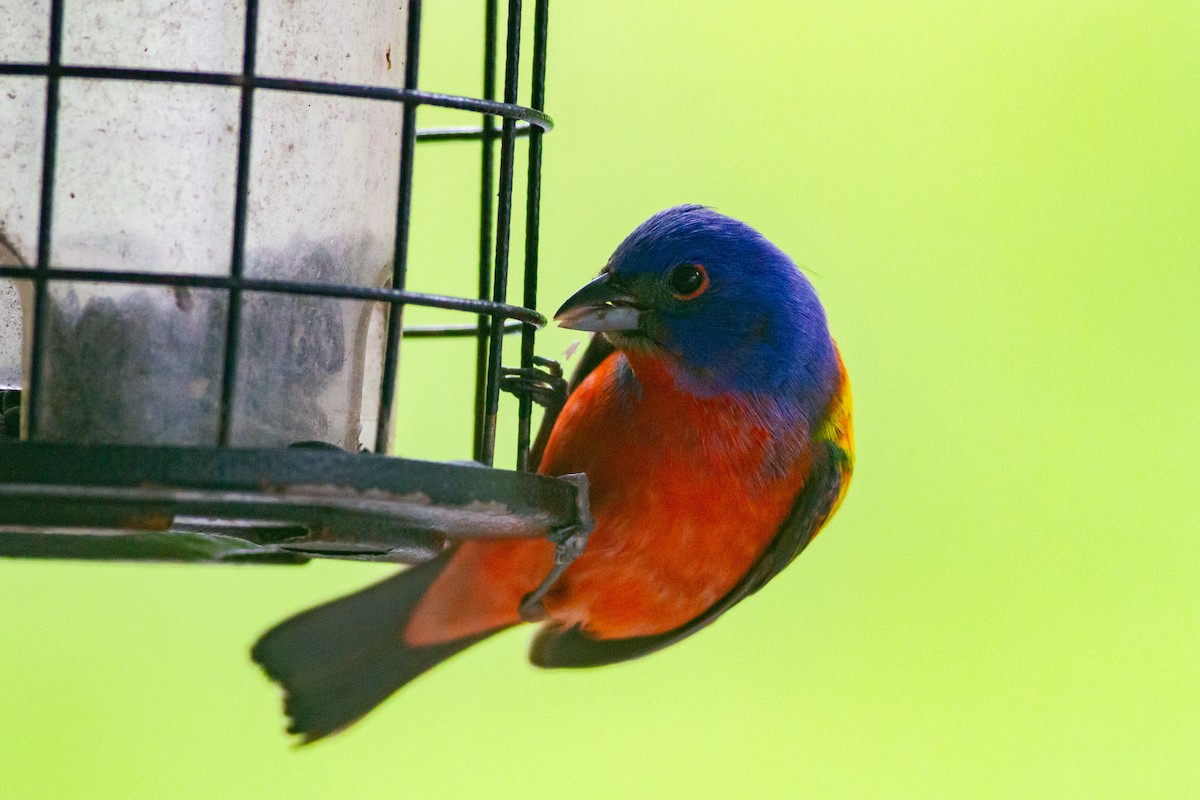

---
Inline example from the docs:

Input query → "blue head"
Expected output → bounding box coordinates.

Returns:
[556,205,838,403]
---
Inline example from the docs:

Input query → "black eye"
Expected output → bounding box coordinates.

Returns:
[668,264,708,299]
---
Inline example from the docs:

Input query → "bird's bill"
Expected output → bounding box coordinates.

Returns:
[554,272,642,332]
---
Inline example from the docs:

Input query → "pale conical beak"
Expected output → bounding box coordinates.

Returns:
[554,272,642,332]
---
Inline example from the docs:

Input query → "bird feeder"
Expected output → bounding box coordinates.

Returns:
[0,0,587,565]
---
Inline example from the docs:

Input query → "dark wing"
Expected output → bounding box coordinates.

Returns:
[529,437,852,668]
[529,334,617,470]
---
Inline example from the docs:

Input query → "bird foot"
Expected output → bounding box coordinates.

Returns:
[500,356,567,411]
[518,472,594,622]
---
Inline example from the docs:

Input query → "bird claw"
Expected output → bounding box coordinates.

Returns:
[500,356,567,410]
[502,361,590,622]
[518,473,594,622]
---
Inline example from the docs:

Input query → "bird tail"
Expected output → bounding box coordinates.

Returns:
[250,551,507,743]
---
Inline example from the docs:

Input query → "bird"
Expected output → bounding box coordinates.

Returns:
[251,205,854,742]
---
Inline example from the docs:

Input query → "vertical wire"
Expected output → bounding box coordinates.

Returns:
[472,0,499,461]
[216,0,261,446]
[374,0,424,455]
[25,0,66,439]
[478,0,522,467]
[515,0,549,472]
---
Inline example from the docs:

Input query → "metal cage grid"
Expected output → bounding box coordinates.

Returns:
[0,0,583,565]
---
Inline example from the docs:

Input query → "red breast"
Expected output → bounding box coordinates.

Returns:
[405,351,813,646]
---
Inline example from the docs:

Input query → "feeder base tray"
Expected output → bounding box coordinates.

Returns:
[0,442,583,565]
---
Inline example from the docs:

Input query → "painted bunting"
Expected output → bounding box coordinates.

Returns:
[252,205,854,741]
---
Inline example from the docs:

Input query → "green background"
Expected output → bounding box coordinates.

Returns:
[3,1,1198,797]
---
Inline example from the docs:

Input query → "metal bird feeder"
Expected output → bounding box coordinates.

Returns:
[0,0,587,565]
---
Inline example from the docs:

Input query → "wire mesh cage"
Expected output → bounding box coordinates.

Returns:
[0,0,589,566]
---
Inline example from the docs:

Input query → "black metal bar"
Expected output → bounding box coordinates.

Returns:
[374,0,424,455]
[0,63,554,132]
[0,266,546,326]
[216,0,260,447]
[416,122,530,142]
[474,0,500,461]
[404,320,522,338]
[24,0,65,439]
[479,0,524,467]
[516,0,551,472]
